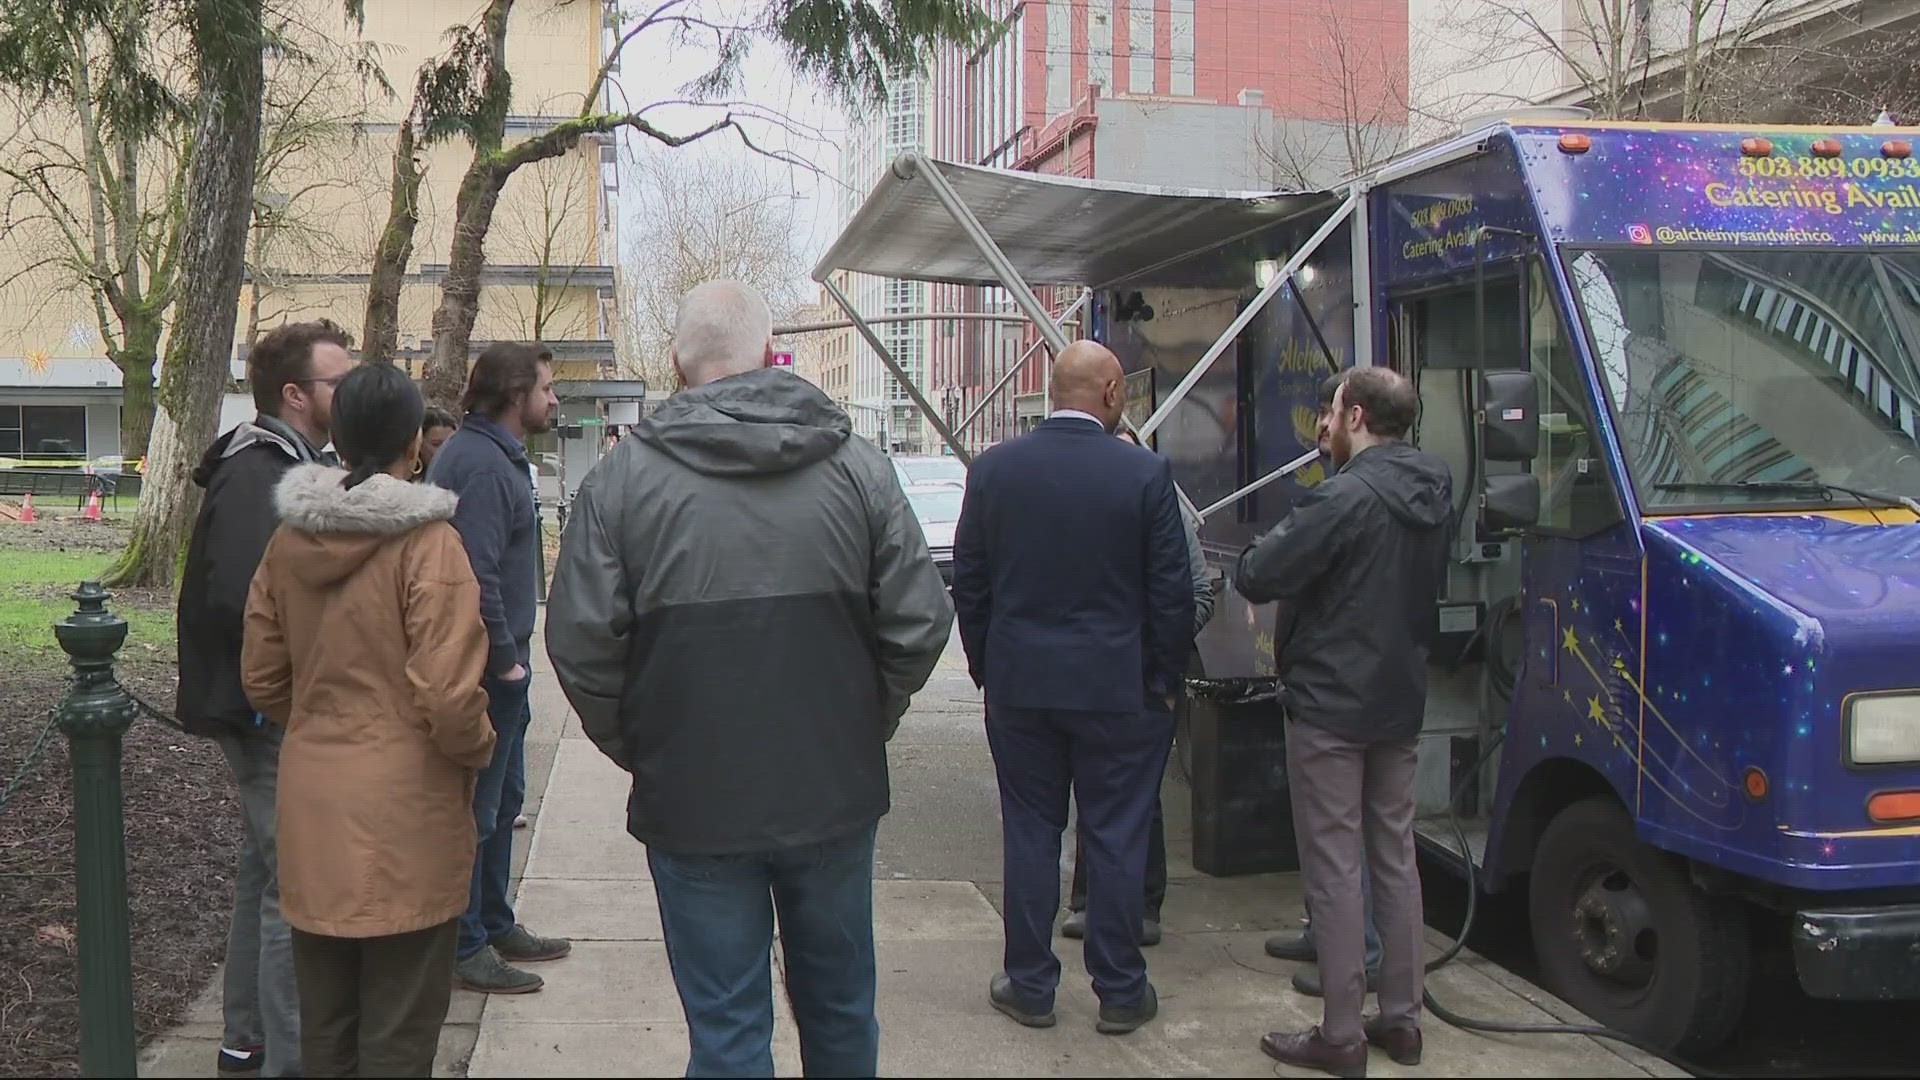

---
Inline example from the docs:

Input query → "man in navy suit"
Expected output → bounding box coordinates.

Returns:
[952,340,1193,1036]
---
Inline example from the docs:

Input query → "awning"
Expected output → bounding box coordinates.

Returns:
[813,155,1336,290]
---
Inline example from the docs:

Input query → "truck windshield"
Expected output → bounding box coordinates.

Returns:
[1568,248,1920,512]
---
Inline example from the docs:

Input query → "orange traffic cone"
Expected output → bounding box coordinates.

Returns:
[82,489,102,522]
[18,493,36,524]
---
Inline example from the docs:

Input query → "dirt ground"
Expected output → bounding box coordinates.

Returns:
[0,522,240,1078]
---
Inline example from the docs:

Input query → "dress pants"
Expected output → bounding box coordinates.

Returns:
[986,704,1174,1008]
[1285,717,1425,1046]
[290,919,458,1078]
[1067,795,1166,923]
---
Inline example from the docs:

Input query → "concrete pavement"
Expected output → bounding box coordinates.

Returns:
[142,624,1682,1078]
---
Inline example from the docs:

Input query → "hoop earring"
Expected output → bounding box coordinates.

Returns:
[410,457,424,477]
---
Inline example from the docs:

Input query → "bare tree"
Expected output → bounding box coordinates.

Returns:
[491,150,604,342]
[1423,0,1920,127]
[620,150,806,390]
[1259,0,1406,187]
[368,0,991,409]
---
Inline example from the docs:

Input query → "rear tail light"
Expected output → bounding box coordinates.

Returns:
[1867,791,1920,823]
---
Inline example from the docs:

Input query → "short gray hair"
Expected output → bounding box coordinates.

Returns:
[672,280,773,385]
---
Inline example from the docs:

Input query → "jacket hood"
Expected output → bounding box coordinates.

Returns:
[270,464,459,588]
[192,417,321,488]
[1341,442,1453,530]
[636,368,850,477]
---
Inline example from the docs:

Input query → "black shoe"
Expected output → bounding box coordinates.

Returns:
[1259,1028,1368,1078]
[1265,931,1316,962]
[1291,966,1380,999]
[1064,910,1161,946]
[1096,982,1158,1035]
[989,972,1056,1028]
[216,1046,263,1075]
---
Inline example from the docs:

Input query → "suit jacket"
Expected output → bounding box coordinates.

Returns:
[952,417,1194,713]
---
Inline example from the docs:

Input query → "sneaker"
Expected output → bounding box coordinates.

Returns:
[216,1046,263,1075]
[514,814,529,829]
[455,946,545,994]
[491,923,572,962]
[989,972,1056,1028]
[1139,918,1162,947]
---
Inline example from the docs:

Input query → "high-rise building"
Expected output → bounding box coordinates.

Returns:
[923,0,1409,452]
[833,74,936,453]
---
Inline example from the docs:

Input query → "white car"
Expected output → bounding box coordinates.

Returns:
[903,482,964,585]
[892,455,967,488]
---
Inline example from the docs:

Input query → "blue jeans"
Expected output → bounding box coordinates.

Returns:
[458,672,531,960]
[648,825,880,1079]
[216,729,301,1077]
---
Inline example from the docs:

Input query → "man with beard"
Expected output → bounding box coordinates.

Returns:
[429,342,572,995]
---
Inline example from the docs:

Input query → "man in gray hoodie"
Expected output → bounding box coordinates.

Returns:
[547,281,953,1078]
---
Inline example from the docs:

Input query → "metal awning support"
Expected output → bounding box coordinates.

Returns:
[954,290,1091,437]
[1137,187,1360,442]
[822,278,975,465]
[905,153,1074,356]
[1197,449,1321,521]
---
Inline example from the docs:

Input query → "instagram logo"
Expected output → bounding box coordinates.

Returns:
[1626,223,1654,245]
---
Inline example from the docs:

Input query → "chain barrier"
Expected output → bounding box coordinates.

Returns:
[124,685,186,733]
[0,707,62,816]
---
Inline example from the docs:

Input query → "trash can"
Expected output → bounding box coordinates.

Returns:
[1185,679,1298,877]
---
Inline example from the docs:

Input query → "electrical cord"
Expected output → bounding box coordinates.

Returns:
[1419,732,1912,1079]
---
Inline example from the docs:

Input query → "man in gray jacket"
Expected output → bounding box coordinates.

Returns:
[547,280,953,1078]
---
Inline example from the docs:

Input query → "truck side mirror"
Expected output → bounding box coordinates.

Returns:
[1482,371,1540,462]
[1482,474,1540,532]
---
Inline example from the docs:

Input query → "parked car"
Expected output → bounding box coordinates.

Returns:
[903,482,963,585]
[891,455,967,488]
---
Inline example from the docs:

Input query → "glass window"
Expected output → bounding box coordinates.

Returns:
[1528,260,1619,535]
[0,405,21,457]
[1569,249,1920,513]
[1127,0,1154,95]
[907,486,966,523]
[21,405,86,459]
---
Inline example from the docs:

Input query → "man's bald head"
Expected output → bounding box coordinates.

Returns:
[1050,340,1125,432]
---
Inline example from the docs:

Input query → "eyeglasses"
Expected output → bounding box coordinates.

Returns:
[295,375,347,389]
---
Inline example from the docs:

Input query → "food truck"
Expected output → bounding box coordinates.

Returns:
[811,116,1920,1053]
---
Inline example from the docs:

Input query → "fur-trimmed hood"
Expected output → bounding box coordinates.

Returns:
[271,464,460,589]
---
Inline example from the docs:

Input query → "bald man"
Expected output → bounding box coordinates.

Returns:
[952,340,1193,1037]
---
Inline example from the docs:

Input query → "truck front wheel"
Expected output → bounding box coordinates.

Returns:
[1527,798,1749,1053]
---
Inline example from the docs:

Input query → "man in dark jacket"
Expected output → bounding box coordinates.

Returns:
[952,341,1193,1038]
[547,281,952,1077]
[427,341,568,995]
[178,319,351,1078]
[1236,366,1451,1077]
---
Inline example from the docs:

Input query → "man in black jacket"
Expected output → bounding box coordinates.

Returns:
[548,282,952,1076]
[1235,366,1451,1078]
[428,342,569,996]
[178,319,351,1079]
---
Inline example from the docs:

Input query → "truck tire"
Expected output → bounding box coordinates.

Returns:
[1527,797,1749,1053]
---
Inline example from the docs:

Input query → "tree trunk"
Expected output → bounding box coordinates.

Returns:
[104,0,265,588]
[110,314,161,464]
[362,118,421,366]
[422,161,509,409]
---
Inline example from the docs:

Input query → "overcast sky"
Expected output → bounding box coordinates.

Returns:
[609,15,851,297]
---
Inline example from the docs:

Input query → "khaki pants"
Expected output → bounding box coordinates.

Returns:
[1286,718,1424,1045]
[291,919,458,1077]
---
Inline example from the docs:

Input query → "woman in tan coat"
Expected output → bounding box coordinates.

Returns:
[242,363,495,1078]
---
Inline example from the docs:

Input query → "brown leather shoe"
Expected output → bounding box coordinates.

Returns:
[1363,1014,1422,1066]
[1258,1028,1367,1079]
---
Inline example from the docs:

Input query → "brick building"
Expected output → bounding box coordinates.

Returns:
[925,0,1409,452]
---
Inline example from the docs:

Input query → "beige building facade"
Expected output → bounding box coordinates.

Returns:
[0,0,617,461]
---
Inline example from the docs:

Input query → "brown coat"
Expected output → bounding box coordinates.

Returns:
[242,464,495,939]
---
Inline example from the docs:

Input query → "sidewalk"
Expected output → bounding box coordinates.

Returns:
[141,625,1683,1078]
[462,637,1682,1078]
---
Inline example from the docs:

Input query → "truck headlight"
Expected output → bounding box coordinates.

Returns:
[1847,693,1920,766]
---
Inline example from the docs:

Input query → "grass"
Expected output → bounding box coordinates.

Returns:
[0,548,174,670]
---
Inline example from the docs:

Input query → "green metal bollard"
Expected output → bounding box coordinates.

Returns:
[54,581,138,1078]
